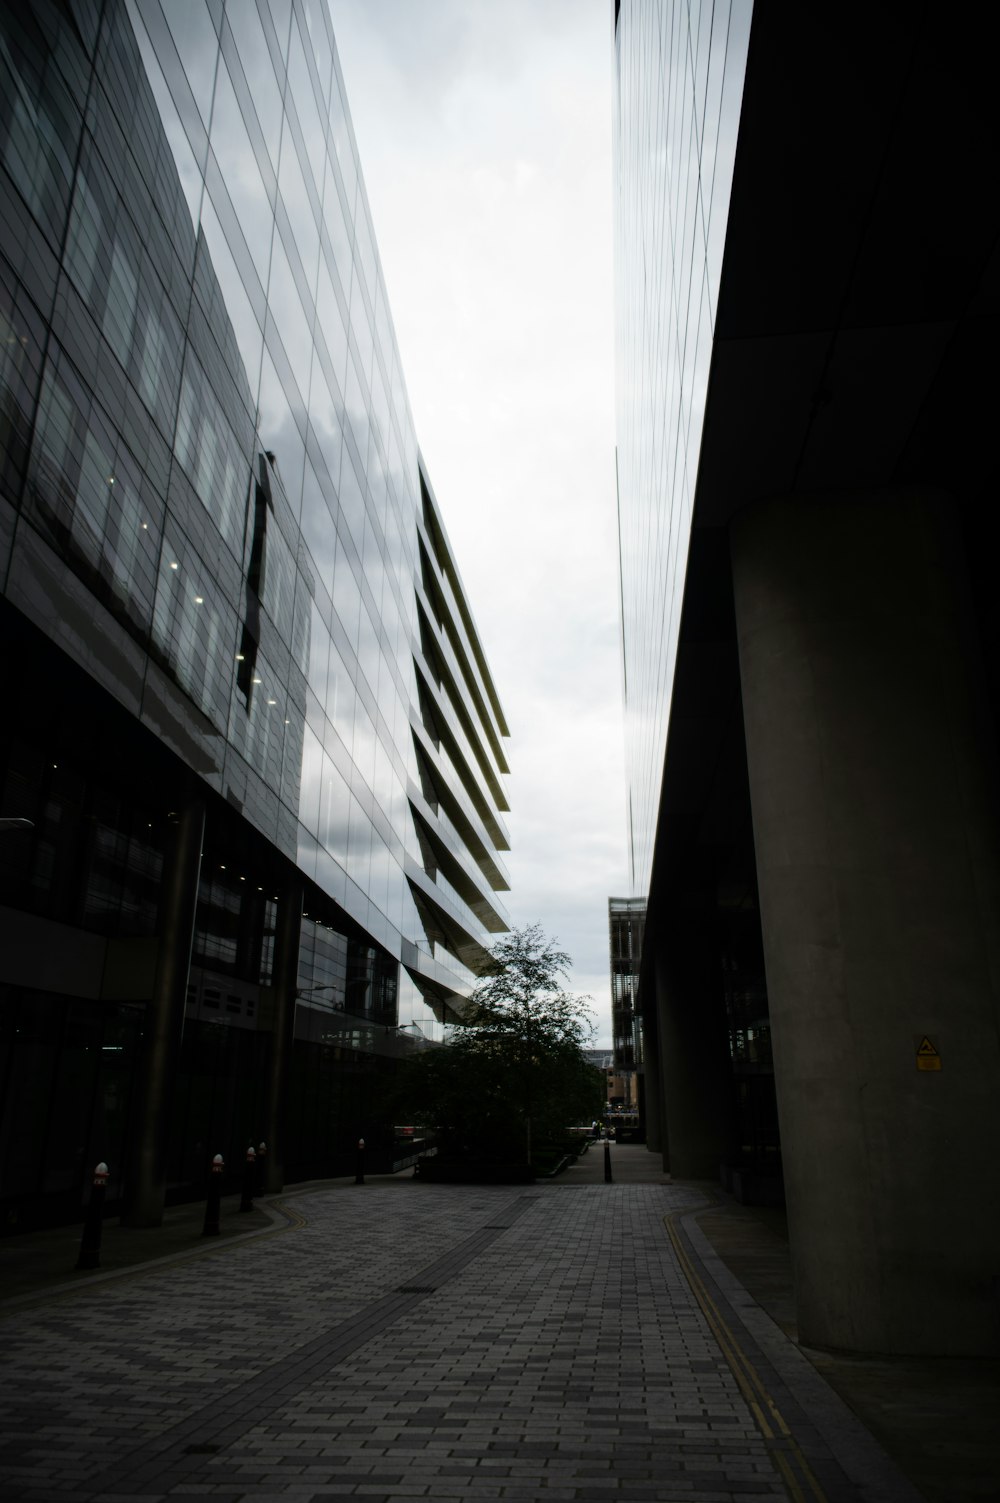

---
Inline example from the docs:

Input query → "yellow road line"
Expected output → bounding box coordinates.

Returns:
[270,1198,308,1232]
[664,1207,828,1503]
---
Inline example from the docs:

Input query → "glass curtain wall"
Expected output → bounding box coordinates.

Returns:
[0,0,509,1012]
[614,0,751,896]
[0,0,510,1221]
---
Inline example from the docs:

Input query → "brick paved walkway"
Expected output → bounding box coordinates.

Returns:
[0,1175,919,1503]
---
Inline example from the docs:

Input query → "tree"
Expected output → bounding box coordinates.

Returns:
[392,924,604,1168]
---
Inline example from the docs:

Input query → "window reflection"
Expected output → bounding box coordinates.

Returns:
[209,59,274,289]
[151,524,235,732]
[126,0,205,231]
[328,72,357,216]
[615,0,750,892]
[227,2,283,168]
[1,0,512,1064]
[299,456,337,593]
[174,344,248,557]
[266,230,314,412]
[332,543,361,652]
[308,356,344,506]
[315,254,349,396]
[278,116,320,299]
[161,0,218,128]
[287,18,327,202]
[257,346,306,517]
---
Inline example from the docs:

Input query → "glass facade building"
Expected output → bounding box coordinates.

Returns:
[612,0,767,1168]
[0,0,509,1228]
[614,0,750,895]
[607,896,643,1074]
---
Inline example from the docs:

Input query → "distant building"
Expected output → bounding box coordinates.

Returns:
[614,0,1000,1356]
[608,896,643,1115]
[0,0,509,1229]
[582,1047,636,1116]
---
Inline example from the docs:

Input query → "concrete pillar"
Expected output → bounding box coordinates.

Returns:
[262,878,302,1194]
[122,800,205,1227]
[653,909,731,1179]
[638,953,665,1159]
[731,489,1000,1356]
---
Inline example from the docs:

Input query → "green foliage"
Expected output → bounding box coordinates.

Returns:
[392,924,603,1160]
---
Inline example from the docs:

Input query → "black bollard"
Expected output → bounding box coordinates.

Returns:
[603,1140,613,1184]
[256,1141,267,1194]
[202,1153,224,1236]
[355,1137,365,1185]
[239,1145,256,1212]
[76,1162,110,1270]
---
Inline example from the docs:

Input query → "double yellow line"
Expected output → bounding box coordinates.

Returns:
[664,1207,827,1503]
[269,1198,309,1232]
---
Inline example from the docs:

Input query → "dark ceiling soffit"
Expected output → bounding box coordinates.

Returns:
[692,2,998,533]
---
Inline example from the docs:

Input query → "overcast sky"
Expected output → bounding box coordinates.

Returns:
[329,0,624,1046]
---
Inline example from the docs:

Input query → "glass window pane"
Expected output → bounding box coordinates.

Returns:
[257,345,305,518]
[209,59,273,288]
[343,356,369,493]
[198,196,264,407]
[298,722,323,832]
[308,357,342,500]
[174,346,248,556]
[278,124,320,299]
[320,751,349,865]
[162,0,219,128]
[322,153,353,277]
[315,254,348,397]
[266,232,313,409]
[328,72,357,214]
[337,443,365,554]
[299,456,336,596]
[332,546,361,653]
[301,0,333,108]
[104,238,140,369]
[151,525,236,732]
[228,2,283,168]
[287,18,326,198]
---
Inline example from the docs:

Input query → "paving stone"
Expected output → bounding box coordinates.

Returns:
[0,1180,920,1502]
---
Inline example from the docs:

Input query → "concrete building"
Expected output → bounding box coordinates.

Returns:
[614,0,1000,1355]
[0,0,509,1231]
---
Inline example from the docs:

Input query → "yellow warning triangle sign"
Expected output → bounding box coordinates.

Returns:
[917,1036,939,1057]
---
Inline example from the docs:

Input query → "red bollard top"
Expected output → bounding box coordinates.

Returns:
[357,1138,365,1150]
[258,1141,267,1156]
[93,1162,109,1187]
[246,1145,256,1162]
[211,1153,225,1173]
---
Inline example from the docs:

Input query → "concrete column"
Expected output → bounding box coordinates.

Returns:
[653,909,731,1179]
[731,490,1000,1356]
[640,985,661,1160]
[122,800,205,1227]
[262,878,302,1194]
[638,949,665,1159]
